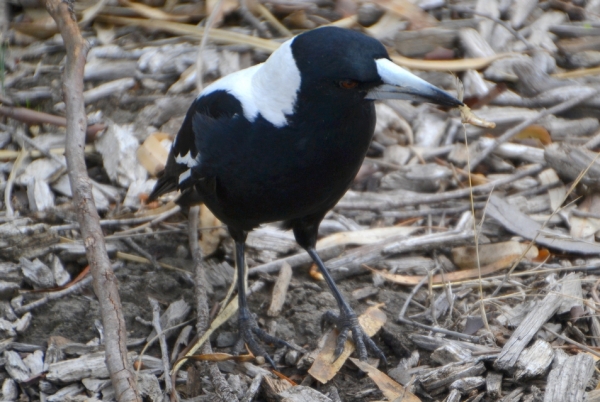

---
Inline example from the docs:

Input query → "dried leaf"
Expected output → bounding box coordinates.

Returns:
[392,53,515,72]
[308,305,387,383]
[452,241,539,269]
[369,253,530,286]
[198,205,226,256]
[350,358,420,402]
[137,132,171,176]
[309,263,324,281]
[533,248,551,262]
[515,125,552,145]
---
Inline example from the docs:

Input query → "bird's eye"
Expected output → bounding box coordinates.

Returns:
[339,80,359,89]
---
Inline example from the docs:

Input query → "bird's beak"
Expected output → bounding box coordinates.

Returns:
[366,58,463,107]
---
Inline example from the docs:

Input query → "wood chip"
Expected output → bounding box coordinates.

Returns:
[267,262,292,317]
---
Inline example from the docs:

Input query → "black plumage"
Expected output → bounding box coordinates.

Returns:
[149,27,462,366]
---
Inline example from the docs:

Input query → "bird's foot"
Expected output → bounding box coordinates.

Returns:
[322,309,387,364]
[234,310,297,369]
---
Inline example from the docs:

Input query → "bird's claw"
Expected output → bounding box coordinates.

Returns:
[321,309,387,365]
[235,311,295,369]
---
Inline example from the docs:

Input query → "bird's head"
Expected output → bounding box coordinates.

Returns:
[289,27,462,108]
[256,26,463,114]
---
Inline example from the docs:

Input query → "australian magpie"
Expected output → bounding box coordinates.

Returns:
[149,26,462,367]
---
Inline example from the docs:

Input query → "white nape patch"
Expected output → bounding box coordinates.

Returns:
[175,151,198,167]
[375,58,437,92]
[200,39,301,128]
[179,169,191,184]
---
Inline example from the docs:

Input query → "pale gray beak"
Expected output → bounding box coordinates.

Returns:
[366,58,463,108]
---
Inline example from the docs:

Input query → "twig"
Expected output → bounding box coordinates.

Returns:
[196,0,224,93]
[116,252,190,274]
[123,238,161,271]
[542,325,600,359]
[111,205,182,236]
[44,1,140,401]
[469,89,600,170]
[336,164,544,210]
[149,297,174,399]
[398,270,434,319]
[448,5,533,49]
[0,105,106,136]
[50,204,183,232]
[240,0,271,38]
[255,3,293,37]
[397,316,480,343]
[12,128,67,168]
[14,263,117,314]
[240,374,263,402]
[187,206,238,402]
[0,144,95,161]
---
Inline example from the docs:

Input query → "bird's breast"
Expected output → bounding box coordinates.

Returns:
[200,102,376,228]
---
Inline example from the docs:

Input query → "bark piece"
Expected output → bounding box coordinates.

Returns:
[487,195,600,254]
[46,383,84,402]
[515,339,554,379]
[19,258,54,289]
[46,351,136,383]
[419,361,486,392]
[431,344,473,365]
[557,273,583,315]
[544,353,594,402]
[486,372,503,399]
[494,283,565,371]
[267,262,292,317]
[4,350,30,382]
[449,376,485,393]
[279,386,333,402]
[96,123,147,188]
[0,221,60,260]
[545,143,600,189]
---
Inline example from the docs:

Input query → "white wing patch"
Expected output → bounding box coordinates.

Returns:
[199,39,301,128]
[175,151,198,167]
[179,169,191,184]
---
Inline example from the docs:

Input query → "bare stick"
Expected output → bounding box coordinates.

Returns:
[44,1,140,401]
[469,89,600,170]
[188,206,238,402]
[0,105,106,136]
[149,297,174,399]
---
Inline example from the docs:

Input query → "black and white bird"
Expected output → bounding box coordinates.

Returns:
[149,26,462,366]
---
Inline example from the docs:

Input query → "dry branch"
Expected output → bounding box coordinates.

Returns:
[187,206,238,402]
[43,1,140,401]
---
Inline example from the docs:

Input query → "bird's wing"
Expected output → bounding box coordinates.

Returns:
[147,90,244,202]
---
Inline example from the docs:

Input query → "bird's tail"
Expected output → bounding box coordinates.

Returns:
[147,171,178,202]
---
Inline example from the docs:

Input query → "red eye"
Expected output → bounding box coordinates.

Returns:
[340,80,359,89]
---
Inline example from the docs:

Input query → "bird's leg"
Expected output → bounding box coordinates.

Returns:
[307,247,386,364]
[233,238,295,368]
